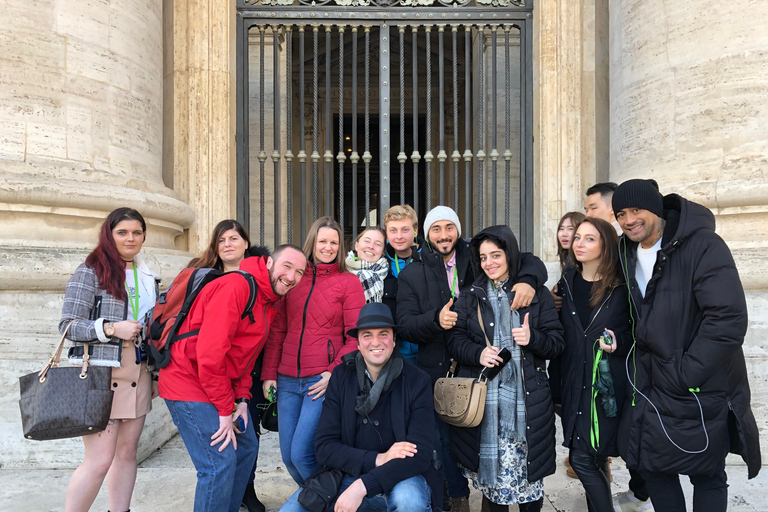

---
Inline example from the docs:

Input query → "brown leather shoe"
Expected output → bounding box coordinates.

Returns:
[451,496,470,512]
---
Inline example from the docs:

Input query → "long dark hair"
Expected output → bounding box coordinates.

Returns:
[557,211,586,272]
[187,219,251,271]
[569,217,620,308]
[303,217,348,272]
[85,208,146,301]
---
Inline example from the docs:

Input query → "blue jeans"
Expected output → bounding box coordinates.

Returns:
[434,414,470,499]
[280,474,432,512]
[278,373,325,484]
[165,400,259,512]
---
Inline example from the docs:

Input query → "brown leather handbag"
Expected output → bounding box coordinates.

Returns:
[434,304,492,428]
[19,321,114,441]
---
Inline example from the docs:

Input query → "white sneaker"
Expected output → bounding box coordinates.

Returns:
[613,490,654,512]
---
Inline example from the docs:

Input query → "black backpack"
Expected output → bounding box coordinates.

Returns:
[148,268,258,369]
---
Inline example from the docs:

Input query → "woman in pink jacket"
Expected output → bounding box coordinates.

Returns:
[261,217,365,485]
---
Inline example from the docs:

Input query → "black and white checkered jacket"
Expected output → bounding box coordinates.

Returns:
[58,256,160,367]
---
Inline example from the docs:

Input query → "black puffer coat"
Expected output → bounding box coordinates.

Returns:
[619,194,760,479]
[446,226,564,483]
[557,268,631,456]
[382,236,427,319]
[397,239,548,385]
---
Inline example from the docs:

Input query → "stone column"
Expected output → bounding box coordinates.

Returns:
[610,0,768,459]
[165,0,237,255]
[0,0,194,468]
[534,0,607,265]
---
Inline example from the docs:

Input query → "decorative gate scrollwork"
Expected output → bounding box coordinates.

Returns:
[236,0,534,249]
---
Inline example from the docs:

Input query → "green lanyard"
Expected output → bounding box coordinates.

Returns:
[590,342,603,450]
[394,254,411,277]
[125,264,139,321]
[449,265,458,299]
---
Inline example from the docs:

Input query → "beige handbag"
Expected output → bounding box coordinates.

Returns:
[434,304,492,428]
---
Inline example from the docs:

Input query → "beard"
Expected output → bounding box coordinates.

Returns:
[270,273,292,296]
[432,238,458,257]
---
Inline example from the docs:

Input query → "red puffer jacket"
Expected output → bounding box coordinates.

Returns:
[261,261,365,380]
[159,257,282,416]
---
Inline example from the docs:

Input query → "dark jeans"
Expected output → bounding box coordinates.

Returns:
[434,414,470,499]
[642,468,728,512]
[568,448,612,512]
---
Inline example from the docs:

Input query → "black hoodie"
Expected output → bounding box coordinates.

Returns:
[445,225,565,483]
[618,194,760,479]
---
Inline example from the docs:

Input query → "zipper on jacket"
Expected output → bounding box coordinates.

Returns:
[239,302,276,381]
[561,277,614,334]
[327,339,335,365]
[296,267,318,378]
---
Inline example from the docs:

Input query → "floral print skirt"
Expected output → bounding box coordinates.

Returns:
[463,436,544,505]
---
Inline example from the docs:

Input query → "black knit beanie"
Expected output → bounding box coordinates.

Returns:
[612,179,663,218]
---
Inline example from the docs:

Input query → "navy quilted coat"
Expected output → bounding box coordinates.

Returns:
[261,261,365,380]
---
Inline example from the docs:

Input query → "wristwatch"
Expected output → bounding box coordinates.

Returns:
[104,322,115,337]
[235,397,250,405]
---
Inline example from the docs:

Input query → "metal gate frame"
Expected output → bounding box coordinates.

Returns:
[235,0,534,251]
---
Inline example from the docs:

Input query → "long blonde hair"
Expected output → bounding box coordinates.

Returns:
[302,217,348,272]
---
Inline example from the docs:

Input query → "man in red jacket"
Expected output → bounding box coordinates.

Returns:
[159,244,306,512]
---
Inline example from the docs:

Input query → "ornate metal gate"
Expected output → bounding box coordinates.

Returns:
[235,0,534,249]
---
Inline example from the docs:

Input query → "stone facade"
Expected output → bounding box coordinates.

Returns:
[0,0,765,468]
[0,0,194,468]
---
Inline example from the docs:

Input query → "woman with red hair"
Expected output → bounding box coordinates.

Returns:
[59,207,160,512]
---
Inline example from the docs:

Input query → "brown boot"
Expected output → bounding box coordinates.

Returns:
[450,496,470,512]
[564,455,578,479]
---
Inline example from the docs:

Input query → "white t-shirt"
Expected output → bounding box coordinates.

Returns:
[635,238,662,298]
[125,266,157,323]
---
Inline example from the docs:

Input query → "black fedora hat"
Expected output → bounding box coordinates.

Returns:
[347,303,401,339]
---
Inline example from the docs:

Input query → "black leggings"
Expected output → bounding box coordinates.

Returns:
[483,495,543,512]
[568,448,612,512]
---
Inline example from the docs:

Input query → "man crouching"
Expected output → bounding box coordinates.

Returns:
[281,302,439,512]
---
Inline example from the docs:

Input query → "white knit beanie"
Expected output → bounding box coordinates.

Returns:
[423,206,462,239]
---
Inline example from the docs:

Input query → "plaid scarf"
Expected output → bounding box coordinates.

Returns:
[477,279,527,486]
[345,251,389,303]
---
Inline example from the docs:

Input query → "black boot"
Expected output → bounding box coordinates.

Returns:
[442,482,452,511]
[242,483,266,512]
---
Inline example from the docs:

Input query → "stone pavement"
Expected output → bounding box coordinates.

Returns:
[2,429,766,512]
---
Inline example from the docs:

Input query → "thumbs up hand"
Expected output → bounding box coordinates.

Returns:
[512,313,531,346]
[439,298,458,330]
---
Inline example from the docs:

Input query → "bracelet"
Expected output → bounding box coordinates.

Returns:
[235,397,250,405]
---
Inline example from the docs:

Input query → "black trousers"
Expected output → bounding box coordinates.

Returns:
[641,468,728,512]
[568,448,612,512]
[628,468,650,501]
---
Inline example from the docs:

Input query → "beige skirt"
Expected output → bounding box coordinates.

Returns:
[109,340,153,420]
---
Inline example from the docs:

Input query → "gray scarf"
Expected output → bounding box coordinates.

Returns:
[354,351,404,416]
[477,279,527,486]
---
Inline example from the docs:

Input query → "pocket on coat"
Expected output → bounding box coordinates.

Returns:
[327,340,336,365]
